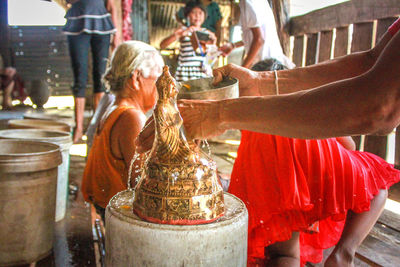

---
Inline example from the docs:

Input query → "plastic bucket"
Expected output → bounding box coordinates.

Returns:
[0,129,73,221]
[7,119,71,133]
[23,112,75,128]
[0,140,61,266]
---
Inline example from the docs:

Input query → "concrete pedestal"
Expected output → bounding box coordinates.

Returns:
[105,190,248,267]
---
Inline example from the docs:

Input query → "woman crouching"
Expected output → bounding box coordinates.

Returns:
[82,41,164,221]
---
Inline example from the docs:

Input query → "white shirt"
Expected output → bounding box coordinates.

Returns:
[239,0,295,68]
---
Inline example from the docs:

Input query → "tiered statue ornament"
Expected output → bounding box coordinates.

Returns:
[132,66,224,225]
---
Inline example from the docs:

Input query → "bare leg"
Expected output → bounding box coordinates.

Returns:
[93,92,104,112]
[2,80,14,110]
[325,189,388,267]
[265,232,300,267]
[73,97,85,143]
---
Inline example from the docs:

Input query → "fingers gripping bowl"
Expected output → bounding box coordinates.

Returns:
[178,77,239,100]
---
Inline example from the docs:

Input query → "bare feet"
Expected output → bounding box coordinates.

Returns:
[325,246,355,267]
[73,128,83,144]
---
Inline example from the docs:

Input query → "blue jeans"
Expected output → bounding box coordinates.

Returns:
[67,33,110,97]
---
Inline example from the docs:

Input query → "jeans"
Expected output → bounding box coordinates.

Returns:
[67,33,110,97]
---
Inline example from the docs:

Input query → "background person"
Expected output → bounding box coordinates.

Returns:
[228,58,398,266]
[63,0,121,143]
[0,66,27,110]
[219,0,293,69]
[175,0,222,46]
[166,18,400,142]
[160,1,216,82]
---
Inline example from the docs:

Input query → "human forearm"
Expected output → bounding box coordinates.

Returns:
[160,34,177,50]
[257,32,396,96]
[242,40,262,68]
[215,20,222,47]
[256,50,377,95]
[242,27,264,69]
[107,0,121,48]
[219,70,397,139]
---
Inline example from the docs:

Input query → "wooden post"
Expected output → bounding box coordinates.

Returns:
[318,30,333,63]
[292,35,304,67]
[305,33,318,66]
[131,0,150,43]
[270,0,291,56]
[334,26,349,58]
[363,17,398,160]
[0,0,11,67]
[350,22,374,151]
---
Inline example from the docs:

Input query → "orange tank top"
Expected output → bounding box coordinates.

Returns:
[81,105,134,208]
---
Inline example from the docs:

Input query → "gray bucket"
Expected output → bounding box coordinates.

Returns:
[23,112,75,128]
[0,140,62,266]
[7,119,71,133]
[0,129,72,222]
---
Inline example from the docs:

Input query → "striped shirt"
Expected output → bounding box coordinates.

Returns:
[175,34,210,82]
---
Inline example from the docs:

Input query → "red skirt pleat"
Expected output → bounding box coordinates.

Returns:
[229,130,400,265]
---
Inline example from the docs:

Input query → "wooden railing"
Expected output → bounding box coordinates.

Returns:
[288,0,400,165]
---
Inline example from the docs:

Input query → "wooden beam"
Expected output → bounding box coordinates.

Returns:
[132,0,150,43]
[333,26,349,58]
[363,8,389,160]
[292,35,304,67]
[289,0,400,36]
[270,0,291,56]
[395,126,400,169]
[357,222,400,267]
[376,17,398,41]
[318,30,333,63]
[351,22,374,52]
[305,33,318,66]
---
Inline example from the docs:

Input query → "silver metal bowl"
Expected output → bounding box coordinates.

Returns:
[178,77,239,100]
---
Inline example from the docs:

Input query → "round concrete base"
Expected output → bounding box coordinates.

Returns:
[105,190,248,267]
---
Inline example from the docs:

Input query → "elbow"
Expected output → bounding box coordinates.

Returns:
[159,41,167,50]
[257,36,265,48]
[359,102,398,135]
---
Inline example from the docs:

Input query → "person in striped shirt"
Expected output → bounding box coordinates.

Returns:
[160,1,216,82]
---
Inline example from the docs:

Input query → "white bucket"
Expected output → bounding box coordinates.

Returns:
[0,129,73,221]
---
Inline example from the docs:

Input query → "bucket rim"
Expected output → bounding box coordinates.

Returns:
[0,139,61,157]
[0,129,72,146]
[7,119,70,127]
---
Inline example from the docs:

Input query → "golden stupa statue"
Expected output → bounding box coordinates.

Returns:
[132,66,224,225]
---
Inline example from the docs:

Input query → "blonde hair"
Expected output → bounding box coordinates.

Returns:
[103,41,164,94]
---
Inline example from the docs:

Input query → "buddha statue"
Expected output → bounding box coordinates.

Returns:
[132,66,224,225]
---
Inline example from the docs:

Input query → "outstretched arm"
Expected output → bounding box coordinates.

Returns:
[257,31,392,95]
[160,27,193,50]
[214,31,393,96]
[181,30,400,140]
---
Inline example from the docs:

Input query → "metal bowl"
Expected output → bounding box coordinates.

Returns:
[178,77,239,100]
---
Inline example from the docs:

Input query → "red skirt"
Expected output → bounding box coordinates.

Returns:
[229,130,400,265]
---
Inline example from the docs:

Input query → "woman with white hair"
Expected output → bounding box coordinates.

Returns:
[82,41,164,220]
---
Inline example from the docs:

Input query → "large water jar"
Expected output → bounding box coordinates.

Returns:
[0,129,72,221]
[0,140,62,266]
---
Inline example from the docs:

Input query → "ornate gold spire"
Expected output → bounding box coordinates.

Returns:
[132,66,224,224]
